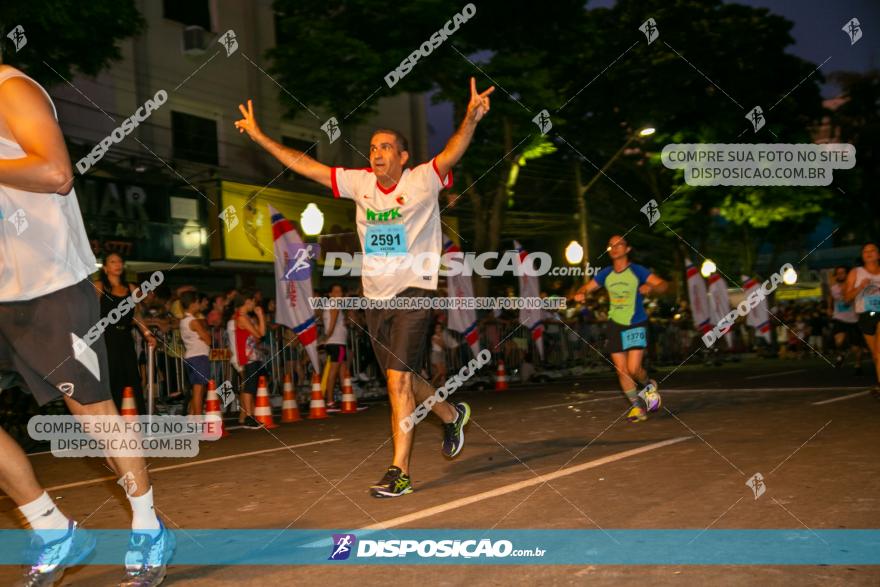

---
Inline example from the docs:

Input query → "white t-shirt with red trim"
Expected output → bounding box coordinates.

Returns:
[331,159,452,299]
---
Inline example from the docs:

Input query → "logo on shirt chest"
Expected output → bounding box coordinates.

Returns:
[366,207,403,223]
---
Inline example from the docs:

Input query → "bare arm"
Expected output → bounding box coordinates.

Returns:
[325,309,339,338]
[843,269,864,302]
[190,318,212,347]
[574,279,601,302]
[234,99,331,188]
[640,274,668,296]
[434,78,495,179]
[0,77,73,194]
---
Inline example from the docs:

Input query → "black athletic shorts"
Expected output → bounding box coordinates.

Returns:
[0,279,112,406]
[606,320,649,354]
[364,287,434,373]
[325,344,347,363]
[857,312,880,336]
[831,319,861,345]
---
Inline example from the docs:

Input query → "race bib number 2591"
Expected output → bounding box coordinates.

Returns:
[365,224,407,256]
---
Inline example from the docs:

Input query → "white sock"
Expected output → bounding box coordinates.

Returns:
[127,486,161,535]
[19,492,69,532]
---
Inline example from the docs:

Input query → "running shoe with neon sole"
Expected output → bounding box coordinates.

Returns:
[119,521,176,587]
[638,379,661,413]
[626,405,647,422]
[442,402,471,458]
[18,521,95,587]
[370,466,413,498]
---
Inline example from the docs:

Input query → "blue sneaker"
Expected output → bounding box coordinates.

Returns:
[19,520,95,586]
[120,521,176,587]
[442,402,471,458]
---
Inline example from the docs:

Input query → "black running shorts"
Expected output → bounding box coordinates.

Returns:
[857,312,880,336]
[364,287,434,373]
[0,280,113,406]
[606,320,650,354]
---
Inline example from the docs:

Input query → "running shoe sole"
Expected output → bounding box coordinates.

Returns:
[370,486,414,498]
[445,402,471,459]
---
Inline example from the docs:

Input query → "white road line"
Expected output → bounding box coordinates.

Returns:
[361,436,692,530]
[745,369,806,380]
[658,386,866,393]
[532,397,619,410]
[9,438,340,499]
[811,390,872,405]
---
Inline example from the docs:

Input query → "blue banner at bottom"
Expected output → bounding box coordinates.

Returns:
[1,530,878,565]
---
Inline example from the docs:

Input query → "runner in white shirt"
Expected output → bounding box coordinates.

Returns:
[844,242,880,392]
[235,77,494,497]
[0,65,173,586]
[828,266,863,372]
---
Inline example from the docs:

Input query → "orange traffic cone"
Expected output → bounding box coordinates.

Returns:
[281,374,301,423]
[308,372,328,419]
[204,379,228,438]
[340,376,359,414]
[120,386,138,420]
[494,359,509,391]
[254,376,278,429]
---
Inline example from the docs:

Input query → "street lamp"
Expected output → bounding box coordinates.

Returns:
[300,203,324,236]
[565,240,584,265]
[782,266,797,285]
[700,259,716,278]
[574,125,656,283]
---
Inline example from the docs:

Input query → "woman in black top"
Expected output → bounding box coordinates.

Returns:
[94,253,156,414]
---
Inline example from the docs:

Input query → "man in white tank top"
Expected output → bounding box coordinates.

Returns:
[828,266,863,372]
[0,65,173,585]
[844,243,880,392]
[180,291,213,416]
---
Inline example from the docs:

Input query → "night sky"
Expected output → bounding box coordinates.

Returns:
[427,0,879,153]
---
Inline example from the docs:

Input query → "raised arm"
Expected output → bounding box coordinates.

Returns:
[434,77,495,179]
[0,76,74,194]
[234,99,332,188]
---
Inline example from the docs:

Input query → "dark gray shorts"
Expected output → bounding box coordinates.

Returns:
[364,287,434,373]
[0,280,112,406]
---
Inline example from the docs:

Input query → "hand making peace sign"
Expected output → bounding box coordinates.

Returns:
[465,76,495,123]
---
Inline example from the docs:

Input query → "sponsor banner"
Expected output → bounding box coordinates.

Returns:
[1,530,877,565]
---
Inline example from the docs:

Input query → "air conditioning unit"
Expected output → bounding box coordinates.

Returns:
[182,25,208,55]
